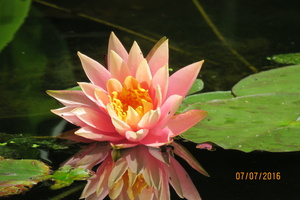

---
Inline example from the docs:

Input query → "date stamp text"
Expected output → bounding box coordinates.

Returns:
[236,172,281,180]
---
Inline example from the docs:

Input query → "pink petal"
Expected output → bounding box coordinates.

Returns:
[166,60,204,99]
[78,82,107,109]
[127,41,144,76]
[138,109,160,129]
[126,106,141,130]
[158,169,170,200]
[172,141,209,177]
[46,90,94,107]
[166,109,208,137]
[75,126,123,142]
[135,59,152,88]
[152,64,169,101]
[140,127,172,147]
[109,50,131,83]
[158,94,183,126]
[125,129,149,142]
[72,107,116,132]
[170,156,202,200]
[146,37,168,76]
[94,88,110,109]
[77,52,111,88]
[51,107,86,127]
[106,104,132,135]
[108,32,128,69]
[107,78,122,96]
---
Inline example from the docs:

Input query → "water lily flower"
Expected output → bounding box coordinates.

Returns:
[63,142,208,200]
[47,32,207,148]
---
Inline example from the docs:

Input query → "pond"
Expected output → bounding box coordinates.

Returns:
[0,0,299,199]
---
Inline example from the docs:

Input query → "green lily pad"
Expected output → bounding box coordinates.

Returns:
[232,65,300,96]
[267,53,300,65]
[0,158,50,197]
[182,93,300,152]
[51,165,92,190]
[187,79,204,95]
[178,91,234,113]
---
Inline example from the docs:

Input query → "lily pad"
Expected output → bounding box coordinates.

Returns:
[267,53,300,65]
[182,93,300,152]
[187,79,204,95]
[232,65,300,96]
[50,165,92,190]
[0,158,50,197]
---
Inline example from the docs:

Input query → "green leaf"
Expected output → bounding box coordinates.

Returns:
[232,65,300,96]
[187,79,204,95]
[0,158,50,197]
[51,165,92,190]
[178,91,233,113]
[0,0,31,52]
[267,53,300,65]
[182,93,300,152]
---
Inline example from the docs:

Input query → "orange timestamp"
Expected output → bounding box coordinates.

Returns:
[235,172,281,180]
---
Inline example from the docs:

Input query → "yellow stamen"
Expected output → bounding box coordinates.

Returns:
[109,76,153,122]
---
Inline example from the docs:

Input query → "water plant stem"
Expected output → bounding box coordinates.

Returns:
[192,0,258,73]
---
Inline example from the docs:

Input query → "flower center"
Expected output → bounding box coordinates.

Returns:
[109,76,153,121]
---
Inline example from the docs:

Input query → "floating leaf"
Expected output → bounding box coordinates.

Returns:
[0,158,50,197]
[187,79,204,95]
[182,93,300,152]
[267,53,300,65]
[50,165,92,190]
[232,65,300,96]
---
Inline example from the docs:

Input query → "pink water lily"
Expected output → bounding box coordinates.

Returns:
[63,142,209,200]
[47,32,207,148]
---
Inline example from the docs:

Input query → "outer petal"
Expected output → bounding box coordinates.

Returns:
[51,107,86,127]
[75,126,123,142]
[166,110,208,137]
[46,90,94,107]
[108,32,129,68]
[166,60,204,99]
[158,95,183,126]
[77,52,111,88]
[72,107,116,132]
[146,37,168,76]
[127,41,144,76]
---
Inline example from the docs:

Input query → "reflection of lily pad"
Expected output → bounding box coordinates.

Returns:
[0,0,31,52]
[0,158,50,197]
[182,93,300,152]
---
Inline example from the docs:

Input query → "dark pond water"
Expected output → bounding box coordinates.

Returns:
[0,0,300,199]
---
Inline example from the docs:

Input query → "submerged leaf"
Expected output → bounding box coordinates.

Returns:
[0,158,50,197]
